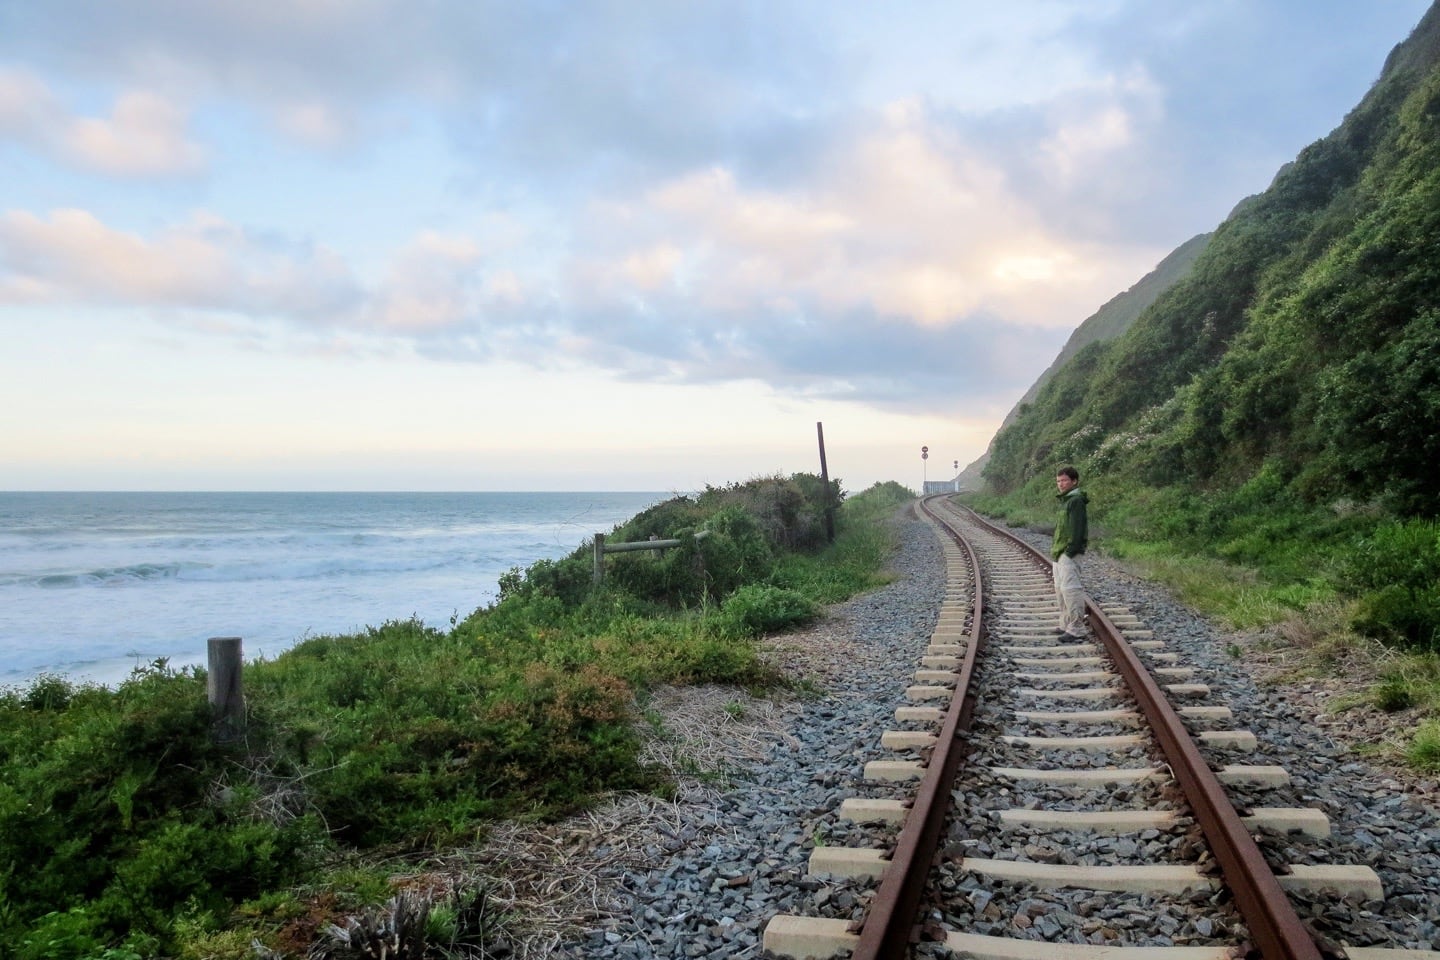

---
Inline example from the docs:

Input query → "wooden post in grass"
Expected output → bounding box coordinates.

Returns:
[593,533,607,586]
[817,421,835,543]
[207,636,245,741]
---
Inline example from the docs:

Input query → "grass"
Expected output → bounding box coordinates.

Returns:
[1371,653,1440,715]
[1102,538,1335,630]
[1118,549,1440,772]
[770,502,899,602]
[967,491,1323,631]
[1410,721,1440,772]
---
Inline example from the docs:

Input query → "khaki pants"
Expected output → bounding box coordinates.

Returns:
[1053,554,1088,635]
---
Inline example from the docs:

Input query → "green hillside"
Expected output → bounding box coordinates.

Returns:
[978,3,1440,661]
[955,232,1209,490]
[988,0,1440,508]
[1006,232,1212,423]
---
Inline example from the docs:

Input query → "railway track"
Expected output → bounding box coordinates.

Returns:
[762,496,1437,960]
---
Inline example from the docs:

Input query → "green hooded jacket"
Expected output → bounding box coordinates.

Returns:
[1052,488,1089,560]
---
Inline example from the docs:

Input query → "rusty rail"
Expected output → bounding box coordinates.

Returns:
[849,496,987,960]
[960,503,1323,960]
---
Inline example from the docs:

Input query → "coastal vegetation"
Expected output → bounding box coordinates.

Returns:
[0,475,914,959]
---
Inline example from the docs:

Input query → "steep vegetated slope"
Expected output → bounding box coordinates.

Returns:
[988,3,1440,508]
[981,2,1440,651]
[955,232,1209,490]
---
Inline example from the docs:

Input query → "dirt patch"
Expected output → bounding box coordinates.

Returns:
[409,666,822,956]
[761,612,872,687]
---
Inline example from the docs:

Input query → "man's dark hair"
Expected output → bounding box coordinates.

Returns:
[1057,466,1080,482]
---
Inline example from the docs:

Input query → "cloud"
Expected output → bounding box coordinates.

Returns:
[568,100,1163,331]
[3,1,1418,420]
[363,232,484,332]
[62,90,207,176]
[0,208,356,314]
[0,1,837,178]
[0,208,528,345]
[0,68,205,176]
[0,68,51,134]
[272,100,355,149]
[1039,68,1160,187]
[0,90,1168,412]
[2,1,1422,207]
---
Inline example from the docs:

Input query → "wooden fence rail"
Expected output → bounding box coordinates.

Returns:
[592,530,711,585]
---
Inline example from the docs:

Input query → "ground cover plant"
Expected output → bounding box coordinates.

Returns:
[0,475,914,958]
[963,469,1440,772]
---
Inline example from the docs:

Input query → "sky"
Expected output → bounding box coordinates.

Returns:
[0,1,1431,493]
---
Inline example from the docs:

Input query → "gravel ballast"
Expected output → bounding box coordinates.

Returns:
[549,509,1440,959]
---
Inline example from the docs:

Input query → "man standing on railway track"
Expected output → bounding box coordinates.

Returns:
[1052,466,1090,640]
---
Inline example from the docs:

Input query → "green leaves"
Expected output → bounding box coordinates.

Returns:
[0,667,316,956]
[1339,519,1440,651]
[718,585,817,638]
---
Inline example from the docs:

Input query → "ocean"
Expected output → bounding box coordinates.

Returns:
[0,491,665,688]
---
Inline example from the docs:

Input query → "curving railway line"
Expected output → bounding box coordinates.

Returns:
[762,496,1438,960]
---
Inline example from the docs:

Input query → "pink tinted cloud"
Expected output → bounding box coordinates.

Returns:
[0,69,206,177]
[0,208,357,318]
[0,208,520,336]
[572,101,1163,332]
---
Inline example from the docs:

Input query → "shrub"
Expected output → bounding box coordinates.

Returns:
[612,495,706,542]
[15,907,142,960]
[0,664,321,954]
[1338,519,1440,594]
[1350,584,1440,651]
[1340,520,1440,650]
[697,507,776,599]
[1374,673,1418,711]
[854,481,913,505]
[696,474,838,551]
[2,471,915,954]
[495,553,591,607]
[719,585,818,637]
[20,674,75,712]
[243,621,658,847]
[604,534,708,608]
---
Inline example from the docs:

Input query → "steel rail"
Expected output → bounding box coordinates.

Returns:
[959,503,1323,960]
[849,496,987,960]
